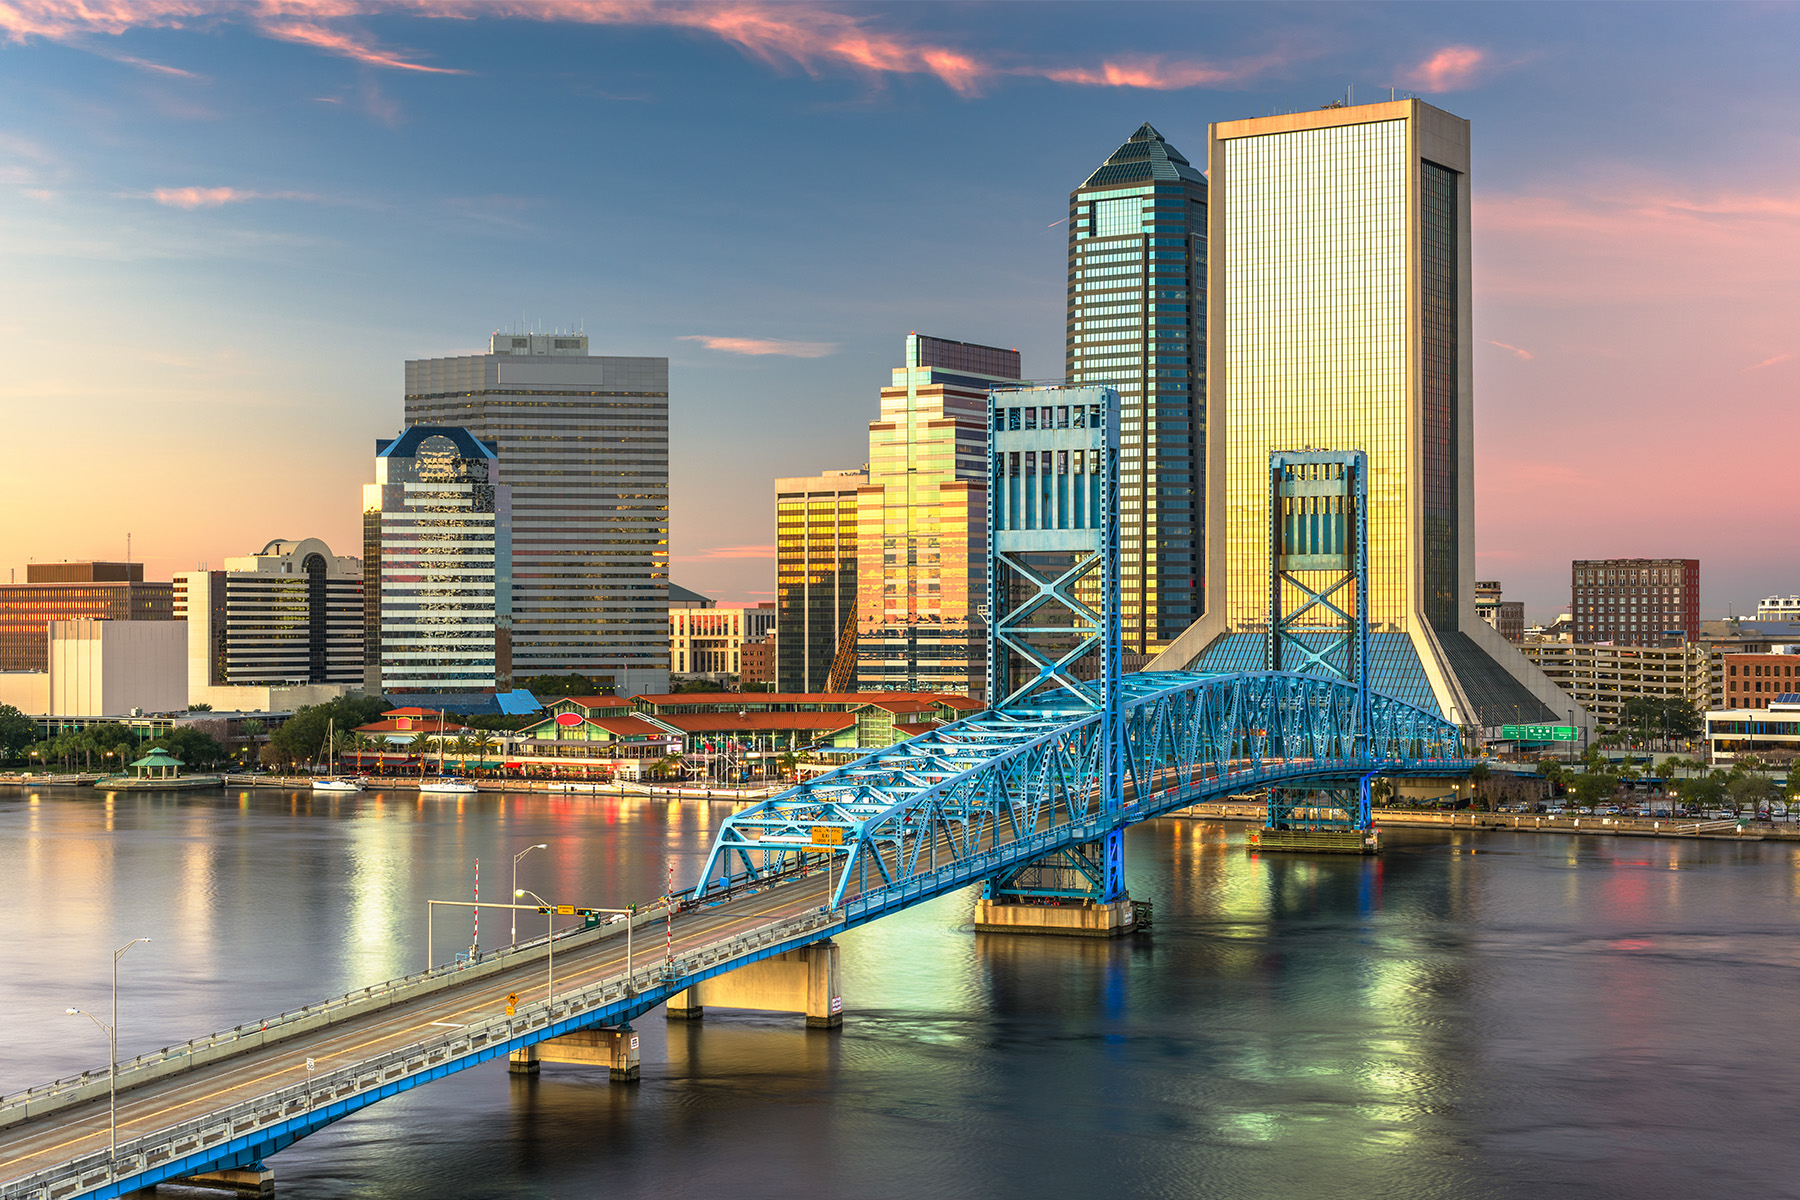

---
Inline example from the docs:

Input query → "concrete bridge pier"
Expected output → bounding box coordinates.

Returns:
[664,940,842,1028]
[508,1025,642,1082]
[973,897,1137,937]
[167,1164,275,1196]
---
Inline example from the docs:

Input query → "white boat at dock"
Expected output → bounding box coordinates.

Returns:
[419,777,478,795]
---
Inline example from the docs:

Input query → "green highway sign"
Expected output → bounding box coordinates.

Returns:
[1500,724,1578,742]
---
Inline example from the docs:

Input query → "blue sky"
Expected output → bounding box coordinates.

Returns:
[2,1,1798,619]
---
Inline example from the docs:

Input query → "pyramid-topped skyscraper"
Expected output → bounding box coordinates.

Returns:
[1066,124,1206,661]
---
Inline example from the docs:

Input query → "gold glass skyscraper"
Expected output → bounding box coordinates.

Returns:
[1161,100,1580,733]
[856,334,1021,698]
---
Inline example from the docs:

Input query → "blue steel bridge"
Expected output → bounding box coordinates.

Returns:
[0,388,1472,1200]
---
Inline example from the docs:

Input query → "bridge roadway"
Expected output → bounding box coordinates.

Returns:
[0,868,835,1191]
[2,667,1471,1200]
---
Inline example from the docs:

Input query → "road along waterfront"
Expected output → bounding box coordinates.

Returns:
[4,785,1799,1199]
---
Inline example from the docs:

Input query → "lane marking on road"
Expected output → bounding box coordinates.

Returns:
[1,885,836,1174]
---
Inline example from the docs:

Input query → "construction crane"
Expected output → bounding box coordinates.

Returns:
[824,607,858,693]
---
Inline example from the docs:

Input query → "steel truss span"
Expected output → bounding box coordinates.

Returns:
[696,669,1470,921]
[3,671,1465,1200]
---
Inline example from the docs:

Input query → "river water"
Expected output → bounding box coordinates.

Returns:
[4,787,1799,1200]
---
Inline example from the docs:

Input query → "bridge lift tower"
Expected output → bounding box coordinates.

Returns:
[975,383,1140,935]
[1253,449,1382,854]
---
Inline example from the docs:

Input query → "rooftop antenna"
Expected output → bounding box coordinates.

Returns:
[126,532,131,564]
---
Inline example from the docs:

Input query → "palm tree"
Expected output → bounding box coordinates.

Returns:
[406,731,433,775]
[240,718,266,768]
[470,731,497,775]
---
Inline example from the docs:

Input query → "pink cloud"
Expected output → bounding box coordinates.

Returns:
[146,186,312,208]
[1407,44,1486,91]
[1745,353,1792,372]
[255,18,467,73]
[1034,52,1280,90]
[2,0,1291,94]
[1486,340,1534,360]
[679,335,836,358]
[673,544,776,563]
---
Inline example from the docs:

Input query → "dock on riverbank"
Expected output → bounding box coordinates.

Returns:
[1175,801,1794,842]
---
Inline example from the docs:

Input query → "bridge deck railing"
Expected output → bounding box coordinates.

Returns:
[0,908,841,1200]
[0,902,672,1132]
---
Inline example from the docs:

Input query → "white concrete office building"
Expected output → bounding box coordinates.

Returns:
[175,537,363,710]
[404,332,669,697]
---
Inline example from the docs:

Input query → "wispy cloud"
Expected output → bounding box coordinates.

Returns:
[2,0,1292,94]
[256,18,467,74]
[679,335,836,358]
[1486,339,1534,360]
[144,186,314,209]
[1745,352,1792,372]
[1406,44,1487,92]
[673,544,777,563]
[98,51,202,78]
[1032,51,1286,91]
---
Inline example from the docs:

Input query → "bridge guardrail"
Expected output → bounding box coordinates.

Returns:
[0,907,842,1200]
[0,902,673,1132]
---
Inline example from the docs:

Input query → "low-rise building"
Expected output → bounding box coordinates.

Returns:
[740,636,775,688]
[1706,698,1800,764]
[1719,650,1800,711]
[175,537,363,711]
[1475,581,1525,644]
[1520,641,1717,732]
[669,602,776,681]
[0,562,174,673]
[1756,596,1800,621]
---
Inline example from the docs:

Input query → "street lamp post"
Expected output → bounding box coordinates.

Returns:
[510,843,548,945]
[66,936,150,1158]
[516,889,555,999]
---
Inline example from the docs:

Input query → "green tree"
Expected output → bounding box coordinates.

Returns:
[1729,771,1778,819]
[0,705,38,762]
[1468,761,1492,811]
[187,702,213,713]
[152,726,226,768]
[239,718,267,767]
[1661,699,1701,745]
[470,731,497,773]
[268,695,391,766]
[1677,772,1726,812]
[1569,771,1620,812]
[518,673,607,698]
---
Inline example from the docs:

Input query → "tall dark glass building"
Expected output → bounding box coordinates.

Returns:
[1066,123,1206,659]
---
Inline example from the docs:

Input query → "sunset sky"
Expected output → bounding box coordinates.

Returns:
[1,1,1795,621]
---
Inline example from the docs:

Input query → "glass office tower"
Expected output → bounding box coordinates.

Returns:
[856,334,1021,698]
[1066,123,1206,660]
[775,467,865,693]
[363,426,512,695]
[1160,100,1580,733]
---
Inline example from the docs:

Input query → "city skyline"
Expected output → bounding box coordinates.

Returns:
[3,3,1798,619]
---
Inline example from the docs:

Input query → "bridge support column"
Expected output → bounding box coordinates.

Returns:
[170,1166,275,1196]
[507,1044,540,1074]
[973,897,1137,937]
[516,1025,642,1081]
[664,941,842,1027]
